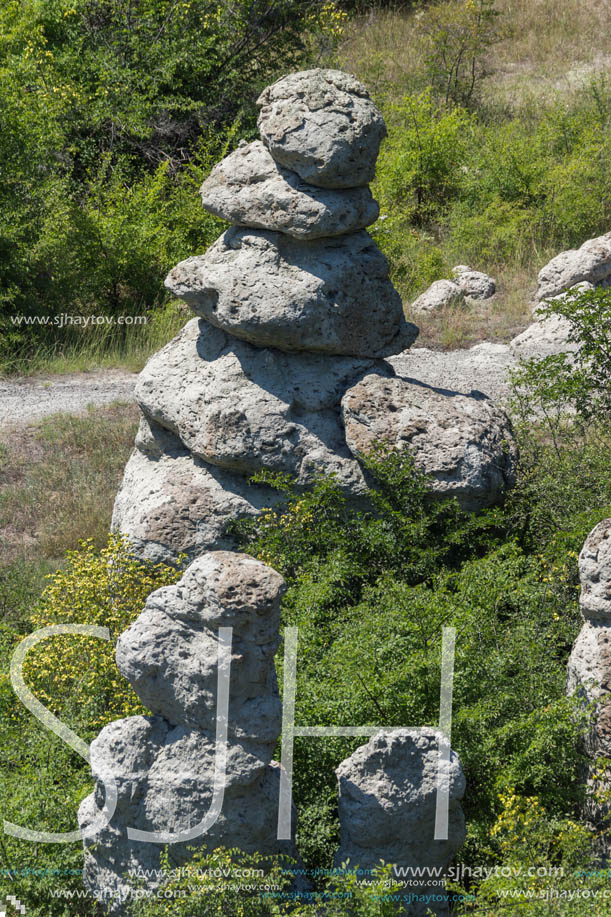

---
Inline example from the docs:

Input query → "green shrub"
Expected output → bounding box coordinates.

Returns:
[511,287,611,426]
[230,448,591,881]
[22,535,182,731]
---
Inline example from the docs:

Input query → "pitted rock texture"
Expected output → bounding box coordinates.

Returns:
[452,266,496,300]
[257,69,386,189]
[200,140,379,239]
[136,317,378,490]
[78,716,296,912]
[165,227,417,357]
[579,518,611,620]
[410,279,465,315]
[536,232,611,301]
[115,552,285,743]
[335,729,466,916]
[341,373,518,511]
[509,314,579,359]
[111,435,282,566]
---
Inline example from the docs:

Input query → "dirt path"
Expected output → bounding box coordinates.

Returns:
[0,369,138,426]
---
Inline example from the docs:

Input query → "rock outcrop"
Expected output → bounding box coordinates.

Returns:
[567,519,611,854]
[113,68,431,564]
[536,232,611,301]
[335,730,466,916]
[78,552,297,910]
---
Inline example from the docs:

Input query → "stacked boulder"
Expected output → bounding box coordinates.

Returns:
[112,69,517,566]
[112,68,420,566]
[81,69,496,911]
[567,519,611,855]
[77,551,296,909]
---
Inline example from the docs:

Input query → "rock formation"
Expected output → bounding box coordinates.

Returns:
[112,68,424,565]
[78,551,297,910]
[536,232,611,301]
[567,519,611,854]
[81,68,500,911]
[341,374,517,511]
[409,267,496,316]
[335,730,466,916]
[410,279,465,315]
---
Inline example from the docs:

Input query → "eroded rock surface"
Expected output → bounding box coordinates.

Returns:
[111,439,281,566]
[536,232,611,300]
[135,317,377,489]
[257,69,386,189]
[335,729,466,916]
[200,140,379,239]
[452,266,496,300]
[342,373,517,510]
[410,279,465,315]
[165,228,417,357]
[567,519,611,854]
[116,552,285,743]
[79,553,297,911]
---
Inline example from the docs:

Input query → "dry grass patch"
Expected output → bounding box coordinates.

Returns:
[410,262,534,349]
[0,402,138,564]
[337,0,611,111]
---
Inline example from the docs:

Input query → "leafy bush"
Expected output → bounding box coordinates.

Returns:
[127,846,404,916]
[0,0,346,357]
[511,287,611,425]
[421,0,501,108]
[23,535,182,732]
[0,536,182,915]
[231,448,591,883]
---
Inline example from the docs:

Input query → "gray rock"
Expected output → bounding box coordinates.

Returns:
[78,716,296,912]
[111,439,281,566]
[335,729,466,916]
[200,140,379,239]
[509,314,579,359]
[136,318,377,490]
[116,552,285,744]
[579,518,611,620]
[536,232,611,300]
[532,280,594,316]
[257,69,386,189]
[165,227,417,358]
[452,266,496,300]
[341,373,518,511]
[566,520,611,850]
[410,280,465,315]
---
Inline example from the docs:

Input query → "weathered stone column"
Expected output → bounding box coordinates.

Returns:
[335,730,466,916]
[567,518,611,856]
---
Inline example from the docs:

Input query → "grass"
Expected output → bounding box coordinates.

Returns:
[0,301,189,377]
[338,0,611,113]
[0,403,139,626]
